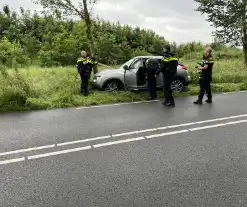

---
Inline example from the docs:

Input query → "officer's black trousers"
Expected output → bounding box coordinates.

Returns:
[79,73,90,95]
[147,73,157,99]
[198,74,212,100]
[163,73,175,104]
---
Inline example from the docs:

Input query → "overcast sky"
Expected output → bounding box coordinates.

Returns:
[0,0,214,44]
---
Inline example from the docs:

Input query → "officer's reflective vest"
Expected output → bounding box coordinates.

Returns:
[77,57,98,72]
[162,56,178,73]
[162,57,178,62]
[201,57,214,66]
[199,56,214,78]
[77,57,97,65]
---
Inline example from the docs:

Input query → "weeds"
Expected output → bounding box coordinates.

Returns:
[1,59,247,112]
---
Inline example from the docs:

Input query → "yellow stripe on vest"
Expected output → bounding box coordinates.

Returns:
[162,57,178,62]
[77,58,86,63]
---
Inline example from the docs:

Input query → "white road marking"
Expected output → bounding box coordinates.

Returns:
[1,118,247,165]
[57,136,111,146]
[28,146,91,160]
[195,114,247,124]
[156,126,168,130]
[189,123,227,131]
[138,128,157,133]
[146,130,189,139]
[93,137,145,148]
[112,131,141,137]
[221,91,247,95]
[76,100,159,109]
[1,113,247,158]
[112,129,157,137]
[112,114,247,138]
[0,157,25,165]
[222,91,247,94]
[0,144,55,157]
[189,119,247,131]
[75,90,247,109]
[167,122,196,129]
[223,92,237,95]
[147,119,247,139]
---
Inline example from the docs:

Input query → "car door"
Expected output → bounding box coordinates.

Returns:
[156,58,163,87]
[124,58,144,88]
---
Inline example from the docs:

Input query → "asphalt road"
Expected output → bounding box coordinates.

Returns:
[1,91,247,207]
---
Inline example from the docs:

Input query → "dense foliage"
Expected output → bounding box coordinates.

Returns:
[0,5,243,68]
[0,6,165,67]
[0,6,223,67]
[194,0,247,65]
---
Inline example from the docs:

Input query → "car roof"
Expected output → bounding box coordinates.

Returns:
[135,56,163,58]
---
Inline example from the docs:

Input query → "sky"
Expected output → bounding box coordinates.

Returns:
[0,0,215,44]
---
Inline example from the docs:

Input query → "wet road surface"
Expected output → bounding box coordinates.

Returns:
[1,92,247,206]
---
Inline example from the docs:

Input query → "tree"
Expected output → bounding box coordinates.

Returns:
[194,0,247,65]
[0,37,29,68]
[33,0,99,57]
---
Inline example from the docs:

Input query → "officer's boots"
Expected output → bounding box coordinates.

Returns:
[193,99,203,105]
[163,100,175,107]
[194,99,212,104]
[205,99,212,103]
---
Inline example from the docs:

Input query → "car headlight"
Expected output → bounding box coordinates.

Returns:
[93,75,101,82]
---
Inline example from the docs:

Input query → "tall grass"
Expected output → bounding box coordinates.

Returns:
[182,47,243,61]
[1,58,247,112]
[0,66,152,111]
[186,59,247,84]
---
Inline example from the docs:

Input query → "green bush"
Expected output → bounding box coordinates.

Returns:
[0,71,34,109]
[0,37,30,68]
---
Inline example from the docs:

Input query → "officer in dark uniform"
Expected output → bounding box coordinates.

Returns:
[156,45,178,107]
[194,47,214,104]
[76,51,98,96]
[146,58,159,100]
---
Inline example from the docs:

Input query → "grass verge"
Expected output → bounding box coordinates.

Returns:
[1,60,247,113]
[1,83,246,113]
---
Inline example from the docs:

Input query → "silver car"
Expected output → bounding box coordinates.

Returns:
[92,56,191,92]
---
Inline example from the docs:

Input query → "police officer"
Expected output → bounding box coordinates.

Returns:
[194,47,214,104]
[156,45,178,107]
[76,51,98,96]
[146,58,159,100]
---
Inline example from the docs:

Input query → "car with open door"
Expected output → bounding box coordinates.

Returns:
[92,56,191,92]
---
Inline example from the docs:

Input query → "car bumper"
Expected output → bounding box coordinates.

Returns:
[92,77,103,90]
[184,75,191,86]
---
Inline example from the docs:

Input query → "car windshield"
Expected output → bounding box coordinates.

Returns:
[120,58,135,69]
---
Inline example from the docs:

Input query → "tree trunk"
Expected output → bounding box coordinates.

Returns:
[243,34,247,67]
[242,0,247,67]
[83,0,95,57]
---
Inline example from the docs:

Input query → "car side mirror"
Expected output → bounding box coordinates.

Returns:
[123,65,129,70]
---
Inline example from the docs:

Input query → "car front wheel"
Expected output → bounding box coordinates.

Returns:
[104,80,122,92]
[171,79,184,92]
